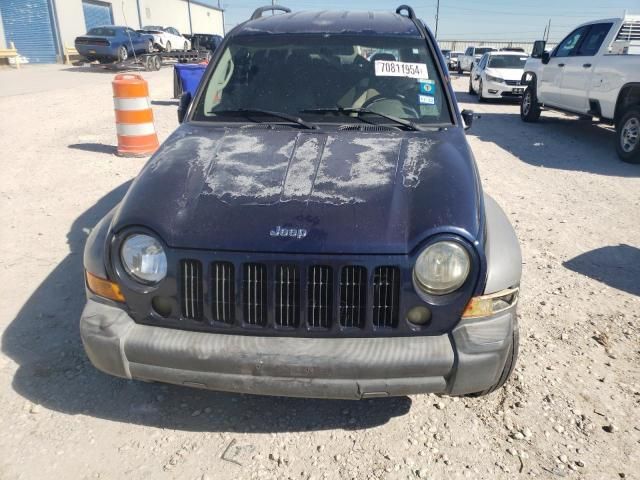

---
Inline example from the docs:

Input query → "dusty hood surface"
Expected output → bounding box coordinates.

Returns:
[113,124,482,254]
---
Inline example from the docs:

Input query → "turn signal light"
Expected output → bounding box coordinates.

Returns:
[462,287,518,318]
[86,271,125,302]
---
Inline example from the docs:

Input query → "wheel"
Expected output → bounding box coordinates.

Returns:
[146,40,153,53]
[143,56,153,71]
[520,86,541,122]
[165,41,172,52]
[466,317,520,397]
[616,107,640,163]
[478,80,486,103]
[153,55,162,71]
[457,64,463,75]
[117,45,128,62]
[183,41,188,51]
[468,76,475,95]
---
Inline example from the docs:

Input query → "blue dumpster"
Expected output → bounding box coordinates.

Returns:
[173,63,207,98]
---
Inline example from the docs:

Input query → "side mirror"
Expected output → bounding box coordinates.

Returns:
[177,92,192,123]
[531,40,546,58]
[541,51,551,65]
[461,109,475,130]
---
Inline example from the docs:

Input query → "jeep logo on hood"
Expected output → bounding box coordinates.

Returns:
[270,226,308,239]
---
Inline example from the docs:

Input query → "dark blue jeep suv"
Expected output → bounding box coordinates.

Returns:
[80,5,522,399]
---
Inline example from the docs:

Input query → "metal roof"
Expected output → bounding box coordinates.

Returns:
[234,10,423,37]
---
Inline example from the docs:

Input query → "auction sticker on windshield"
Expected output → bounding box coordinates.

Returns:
[375,61,429,79]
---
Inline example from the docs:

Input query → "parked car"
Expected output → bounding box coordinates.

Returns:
[75,26,154,62]
[469,51,528,102]
[80,4,522,400]
[458,46,497,73]
[447,50,464,70]
[521,16,640,163]
[138,25,191,52]
[184,33,223,52]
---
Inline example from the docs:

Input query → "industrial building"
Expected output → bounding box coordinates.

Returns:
[0,0,224,63]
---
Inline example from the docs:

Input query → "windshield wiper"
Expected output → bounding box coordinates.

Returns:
[301,107,420,131]
[211,108,316,130]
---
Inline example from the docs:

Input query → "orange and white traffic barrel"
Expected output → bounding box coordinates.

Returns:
[112,73,159,157]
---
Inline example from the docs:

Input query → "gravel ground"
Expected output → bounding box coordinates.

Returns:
[0,65,638,480]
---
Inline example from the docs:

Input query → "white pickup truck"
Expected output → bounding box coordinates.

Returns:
[520,16,640,163]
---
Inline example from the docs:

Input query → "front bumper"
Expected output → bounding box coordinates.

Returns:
[80,299,515,399]
[483,80,526,98]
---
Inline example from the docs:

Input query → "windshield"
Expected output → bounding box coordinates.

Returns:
[193,34,452,126]
[475,48,495,55]
[87,27,116,36]
[488,55,527,69]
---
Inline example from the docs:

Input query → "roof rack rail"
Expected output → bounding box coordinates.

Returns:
[250,5,291,20]
[395,5,416,19]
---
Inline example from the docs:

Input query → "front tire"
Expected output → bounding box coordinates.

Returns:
[616,107,640,163]
[183,41,188,51]
[146,40,153,54]
[165,41,172,52]
[468,76,475,95]
[520,86,541,122]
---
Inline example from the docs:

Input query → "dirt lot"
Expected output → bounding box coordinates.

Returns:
[0,65,638,480]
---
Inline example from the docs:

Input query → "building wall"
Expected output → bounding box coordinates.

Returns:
[54,0,139,49]
[190,2,224,35]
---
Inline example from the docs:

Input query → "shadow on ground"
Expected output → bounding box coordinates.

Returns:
[2,182,411,432]
[454,88,640,178]
[68,143,117,155]
[563,244,640,296]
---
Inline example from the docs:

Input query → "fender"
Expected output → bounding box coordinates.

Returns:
[83,206,119,279]
[614,82,640,125]
[521,71,537,88]
[483,194,522,294]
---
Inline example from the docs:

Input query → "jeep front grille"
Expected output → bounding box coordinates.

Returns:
[372,266,400,328]
[177,261,403,333]
[180,259,203,321]
[308,266,333,328]
[275,265,300,327]
[211,262,234,323]
[243,263,267,326]
[339,266,367,328]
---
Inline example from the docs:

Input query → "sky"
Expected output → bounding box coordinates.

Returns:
[217,0,639,43]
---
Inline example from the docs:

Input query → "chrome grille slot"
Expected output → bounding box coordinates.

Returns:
[180,259,203,321]
[242,263,267,326]
[372,266,400,328]
[308,266,333,328]
[275,265,300,327]
[211,262,235,324]
[339,266,367,328]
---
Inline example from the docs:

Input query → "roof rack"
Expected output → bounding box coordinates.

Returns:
[250,5,291,20]
[395,5,416,19]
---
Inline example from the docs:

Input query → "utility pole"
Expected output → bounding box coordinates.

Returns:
[435,0,440,40]
[187,0,193,34]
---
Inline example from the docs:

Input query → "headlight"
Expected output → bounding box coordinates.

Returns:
[486,74,503,83]
[120,234,167,284]
[414,241,470,294]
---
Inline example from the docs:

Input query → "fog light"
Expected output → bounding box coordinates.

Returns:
[488,89,498,94]
[152,296,172,318]
[407,306,432,325]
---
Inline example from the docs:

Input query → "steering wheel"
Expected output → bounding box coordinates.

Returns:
[361,93,420,119]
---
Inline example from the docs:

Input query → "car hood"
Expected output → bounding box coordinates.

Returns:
[485,67,524,81]
[112,124,483,254]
